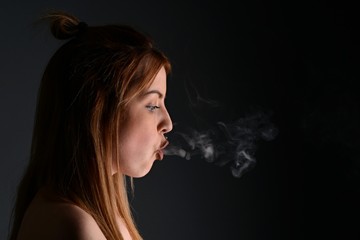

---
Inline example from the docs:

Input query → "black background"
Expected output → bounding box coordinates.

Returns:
[1,0,359,239]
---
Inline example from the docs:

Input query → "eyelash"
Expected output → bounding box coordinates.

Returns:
[146,105,160,112]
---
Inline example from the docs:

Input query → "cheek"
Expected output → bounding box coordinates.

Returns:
[118,119,155,158]
[125,119,153,143]
[115,120,156,176]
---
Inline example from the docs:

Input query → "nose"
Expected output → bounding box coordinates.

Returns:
[159,107,173,134]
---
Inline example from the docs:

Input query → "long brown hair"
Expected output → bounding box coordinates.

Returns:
[9,10,171,240]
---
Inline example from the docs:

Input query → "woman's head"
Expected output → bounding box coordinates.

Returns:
[10,10,172,240]
[33,11,172,183]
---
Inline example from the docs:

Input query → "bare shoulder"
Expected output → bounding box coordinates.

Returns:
[54,201,107,240]
[17,190,106,240]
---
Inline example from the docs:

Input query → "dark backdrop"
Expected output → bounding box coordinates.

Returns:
[1,0,359,239]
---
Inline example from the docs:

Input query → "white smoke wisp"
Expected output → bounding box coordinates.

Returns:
[163,111,278,178]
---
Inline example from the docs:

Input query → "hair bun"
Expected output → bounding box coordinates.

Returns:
[43,11,83,40]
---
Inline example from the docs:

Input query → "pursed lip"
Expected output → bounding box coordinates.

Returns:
[157,150,164,160]
[157,140,169,160]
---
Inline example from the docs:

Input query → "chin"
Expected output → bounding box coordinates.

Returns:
[129,162,155,178]
[130,169,151,178]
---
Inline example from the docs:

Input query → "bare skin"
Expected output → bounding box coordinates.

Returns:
[16,187,132,240]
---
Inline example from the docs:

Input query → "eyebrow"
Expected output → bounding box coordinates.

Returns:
[143,90,164,99]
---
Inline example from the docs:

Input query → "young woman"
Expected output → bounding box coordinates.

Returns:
[9,10,173,240]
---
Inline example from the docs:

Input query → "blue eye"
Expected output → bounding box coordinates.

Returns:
[146,105,160,112]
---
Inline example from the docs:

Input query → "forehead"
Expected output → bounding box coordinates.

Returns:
[145,67,167,95]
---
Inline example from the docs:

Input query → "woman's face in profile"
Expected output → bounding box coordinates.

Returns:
[115,66,173,177]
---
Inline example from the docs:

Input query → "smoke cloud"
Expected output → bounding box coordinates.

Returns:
[164,110,278,178]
